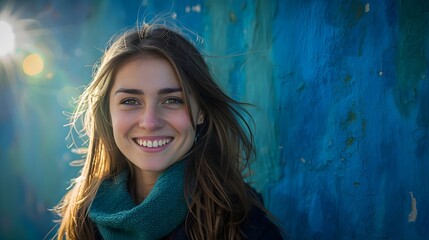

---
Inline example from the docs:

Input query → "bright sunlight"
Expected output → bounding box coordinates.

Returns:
[0,20,15,56]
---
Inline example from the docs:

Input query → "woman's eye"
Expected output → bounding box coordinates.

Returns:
[164,97,183,105]
[121,98,139,105]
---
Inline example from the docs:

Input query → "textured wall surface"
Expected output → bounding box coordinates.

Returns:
[0,0,427,239]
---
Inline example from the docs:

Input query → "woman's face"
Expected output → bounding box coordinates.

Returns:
[109,56,202,182]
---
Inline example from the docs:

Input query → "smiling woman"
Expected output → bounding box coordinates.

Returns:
[53,23,284,240]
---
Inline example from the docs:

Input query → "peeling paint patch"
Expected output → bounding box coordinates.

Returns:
[185,4,201,13]
[365,3,370,13]
[408,192,417,222]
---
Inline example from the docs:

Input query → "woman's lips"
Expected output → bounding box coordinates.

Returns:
[133,137,173,148]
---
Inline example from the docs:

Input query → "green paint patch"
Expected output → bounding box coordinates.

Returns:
[395,0,428,117]
[297,82,306,92]
[352,0,365,20]
[229,11,237,23]
[346,137,356,147]
[344,74,352,83]
[361,118,367,135]
[336,0,366,28]
[346,111,357,123]
[341,111,357,129]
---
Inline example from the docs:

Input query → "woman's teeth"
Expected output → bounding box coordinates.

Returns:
[136,138,172,148]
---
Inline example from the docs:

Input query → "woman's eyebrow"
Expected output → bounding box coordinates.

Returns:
[114,88,143,95]
[158,88,182,94]
[114,87,182,95]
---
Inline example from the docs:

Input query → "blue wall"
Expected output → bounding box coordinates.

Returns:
[0,0,427,239]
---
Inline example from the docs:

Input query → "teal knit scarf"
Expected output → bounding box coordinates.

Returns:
[89,161,187,240]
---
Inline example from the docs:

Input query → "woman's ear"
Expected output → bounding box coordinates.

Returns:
[197,112,205,125]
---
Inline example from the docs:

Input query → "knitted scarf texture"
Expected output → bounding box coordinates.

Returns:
[89,161,187,239]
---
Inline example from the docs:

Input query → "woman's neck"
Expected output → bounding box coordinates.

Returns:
[132,170,160,203]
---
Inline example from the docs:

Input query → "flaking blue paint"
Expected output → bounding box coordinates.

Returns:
[269,0,429,239]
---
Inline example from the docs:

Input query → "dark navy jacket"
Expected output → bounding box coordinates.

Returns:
[166,206,284,240]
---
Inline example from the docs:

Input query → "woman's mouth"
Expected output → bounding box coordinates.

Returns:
[134,138,173,148]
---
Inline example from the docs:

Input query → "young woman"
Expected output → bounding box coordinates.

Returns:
[54,23,283,239]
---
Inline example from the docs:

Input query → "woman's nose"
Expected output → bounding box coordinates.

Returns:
[138,105,164,130]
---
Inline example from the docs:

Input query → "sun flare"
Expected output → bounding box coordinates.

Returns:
[0,20,15,56]
[22,53,44,76]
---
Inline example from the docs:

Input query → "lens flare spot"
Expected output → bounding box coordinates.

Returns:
[22,53,44,76]
[46,72,54,79]
[0,21,15,56]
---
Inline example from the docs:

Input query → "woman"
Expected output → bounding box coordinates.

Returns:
[54,23,283,239]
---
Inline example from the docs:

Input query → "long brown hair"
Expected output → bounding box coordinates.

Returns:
[54,23,263,239]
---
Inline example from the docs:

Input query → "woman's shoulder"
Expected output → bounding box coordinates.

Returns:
[167,187,285,240]
[241,204,285,240]
[168,205,284,240]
